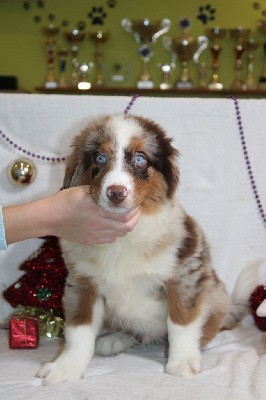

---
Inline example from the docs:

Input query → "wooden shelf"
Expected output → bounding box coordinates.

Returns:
[35,86,266,98]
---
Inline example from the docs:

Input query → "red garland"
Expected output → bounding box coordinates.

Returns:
[3,236,67,317]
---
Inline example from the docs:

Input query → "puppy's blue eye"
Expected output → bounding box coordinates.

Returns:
[134,153,146,166]
[96,153,107,164]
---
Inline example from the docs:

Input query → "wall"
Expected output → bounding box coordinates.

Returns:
[0,0,265,92]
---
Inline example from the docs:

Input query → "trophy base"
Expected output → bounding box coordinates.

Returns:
[111,74,125,83]
[44,81,58,89]
[160,83,172,90]
[242,83,257,90]
[137,80,154,89]
[176,81,193,89]
[208,82,223,90]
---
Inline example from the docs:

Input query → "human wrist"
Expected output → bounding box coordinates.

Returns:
[40,192,67,239]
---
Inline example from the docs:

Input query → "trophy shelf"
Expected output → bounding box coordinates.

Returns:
[35,86,266,98]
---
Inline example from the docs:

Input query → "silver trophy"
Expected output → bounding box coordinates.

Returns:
[121,18,171,89]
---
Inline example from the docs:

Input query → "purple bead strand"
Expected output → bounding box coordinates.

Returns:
[124,93,140,115]
[230,96,266,228]
[0,129,66,162]
[1,95,140,161]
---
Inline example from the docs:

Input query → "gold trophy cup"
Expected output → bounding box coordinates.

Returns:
[207,27,226,90]
[43,24,60,89]
[121,18,171,88]
[230,27,251,89]
[165,21,207,89]
[88,31,109,87]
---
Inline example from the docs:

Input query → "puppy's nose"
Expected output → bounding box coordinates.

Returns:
[107,185,128,205]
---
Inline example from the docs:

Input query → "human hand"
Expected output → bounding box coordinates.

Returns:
[47,186,141,245]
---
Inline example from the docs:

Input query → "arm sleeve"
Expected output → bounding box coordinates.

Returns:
[0,206,8,250]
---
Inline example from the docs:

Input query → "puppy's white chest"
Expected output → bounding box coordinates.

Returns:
[99,277,168,338]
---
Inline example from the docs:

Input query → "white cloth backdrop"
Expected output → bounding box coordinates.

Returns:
[0,93,265,399]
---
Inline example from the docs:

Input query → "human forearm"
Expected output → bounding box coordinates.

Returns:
[1,187,141,247]
[3,200,51,245]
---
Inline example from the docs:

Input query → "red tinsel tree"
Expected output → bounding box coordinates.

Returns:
[3,236,67,317]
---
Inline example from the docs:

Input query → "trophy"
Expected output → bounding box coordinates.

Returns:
[43,24,60,89]
[207,27,226,90]
[88,31,109,87]
[58,49,68,88]
[163,25,208,89]
[230,27,251,89]
[157,63,176,89]
[65,29,85,87]
[103,62,132,86]
[78,62,94,90]
[258,20,266,89]
[242,38,259,89]
[198,62,208,89]
[164,21,207,89]
[193,35,208,89]
[121,18,171,89]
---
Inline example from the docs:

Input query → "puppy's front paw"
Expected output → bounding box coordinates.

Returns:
[165,355,202,379]
[37,359,87,385]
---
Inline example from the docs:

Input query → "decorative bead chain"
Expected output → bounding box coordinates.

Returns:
[230,96,266,228]
[124,93,140,114]
[0,94,141,163]
[0,129,66,162]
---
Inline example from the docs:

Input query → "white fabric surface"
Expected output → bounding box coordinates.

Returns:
[0,93,265,398]
[0,319,265,400]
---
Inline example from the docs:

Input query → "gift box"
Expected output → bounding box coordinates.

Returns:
[9,316,39,349]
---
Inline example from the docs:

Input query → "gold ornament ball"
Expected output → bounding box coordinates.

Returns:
[7,158,37,187]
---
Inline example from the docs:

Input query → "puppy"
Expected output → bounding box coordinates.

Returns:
[38,114,229,384]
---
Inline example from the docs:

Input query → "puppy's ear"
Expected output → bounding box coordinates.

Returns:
[63,153,83,188]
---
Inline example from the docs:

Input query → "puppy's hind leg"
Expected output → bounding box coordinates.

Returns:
[37,278,104,385]
[95,332,138,356]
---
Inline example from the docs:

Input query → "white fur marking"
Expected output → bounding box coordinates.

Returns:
[37,298,104,385]
[165,306,208,378]
[99,117,138,212]
[95,332,137,356]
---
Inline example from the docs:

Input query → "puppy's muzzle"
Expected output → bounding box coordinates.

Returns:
[107,185,128,205]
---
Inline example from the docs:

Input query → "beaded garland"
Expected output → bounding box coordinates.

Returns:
[0,130,66,163]
[230,96,266,229]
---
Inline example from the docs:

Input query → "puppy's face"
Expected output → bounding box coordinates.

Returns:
[64,114,179,214]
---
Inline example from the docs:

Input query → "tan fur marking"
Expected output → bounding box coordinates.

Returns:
[135,169,168,214]
[129,136,146,152]
[179,215,198,260]
[201,311,226,346]
[99,139,114,156]
[66,276,98,326]
[165,280,204,326]
[144,234,176,258]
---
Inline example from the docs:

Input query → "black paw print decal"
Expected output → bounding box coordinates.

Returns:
[77,21,86,31]
[107,0,117,8]
[88,7,108,25]
[197,4,216,25]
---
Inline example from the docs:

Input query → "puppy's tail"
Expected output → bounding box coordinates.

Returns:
[222,259,266,330]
